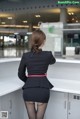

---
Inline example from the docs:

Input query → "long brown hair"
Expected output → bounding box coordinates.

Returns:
[30,29,46,52]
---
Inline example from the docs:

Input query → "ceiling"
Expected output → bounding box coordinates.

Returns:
[0,0,80,30]
[0,0,23,2]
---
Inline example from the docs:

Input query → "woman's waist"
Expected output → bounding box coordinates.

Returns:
[22,77,53,89]
[27,73,47,77]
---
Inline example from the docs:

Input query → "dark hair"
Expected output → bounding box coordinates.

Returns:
[30,29,46,52]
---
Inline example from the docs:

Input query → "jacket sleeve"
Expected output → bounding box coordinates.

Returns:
[18,53,27,83]
[49,51,56,64]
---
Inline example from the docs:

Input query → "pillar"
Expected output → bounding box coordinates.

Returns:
[60,8,68,56]
[60,8,68,24]
[28,24,32,50]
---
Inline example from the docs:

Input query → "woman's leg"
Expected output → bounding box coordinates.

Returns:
[36,102,48,119]
[24,101,37,119]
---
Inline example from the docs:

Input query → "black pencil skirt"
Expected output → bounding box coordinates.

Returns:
[23,87,50,103]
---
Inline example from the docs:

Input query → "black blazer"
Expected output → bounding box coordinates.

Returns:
[18,50,56,89]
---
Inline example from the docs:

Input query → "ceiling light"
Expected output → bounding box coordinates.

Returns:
[35,15,41,18]
[72,18,75,20]
[8,17,13,19]
[0,25,29,28]
[76,20,78,23]
[68,13,71,15]
[23,21,27,23]
[27,32,32,35]
[68,12,74,15]
[72,12,74,15]
[1,22,5,24]
[14,32,19,35]
[33,26,40,29]
[0,14,12,18]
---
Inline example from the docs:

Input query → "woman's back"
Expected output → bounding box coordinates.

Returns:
[23,50,55,75]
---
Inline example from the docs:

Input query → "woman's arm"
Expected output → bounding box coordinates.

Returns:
[18,53,27,83]
[49,51,56,64]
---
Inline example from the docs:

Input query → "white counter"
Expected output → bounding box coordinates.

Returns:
[0,58,80,96]
[0,58,20,63]
[0,57,80,63]
[50,78,80,94]
[0,78,24,96]
[0,77,80,97]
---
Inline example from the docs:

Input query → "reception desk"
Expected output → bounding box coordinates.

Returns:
[0,58,80,119]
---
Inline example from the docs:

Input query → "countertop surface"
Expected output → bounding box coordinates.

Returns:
[0,78,24,96]
[50,78,80,94]
[0,78,80,97]
[0,58,80,96]
[0,57,80,63]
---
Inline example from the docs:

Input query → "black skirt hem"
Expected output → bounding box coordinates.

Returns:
[23,87,50,103]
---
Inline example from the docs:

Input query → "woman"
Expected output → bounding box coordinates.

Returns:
[18,29,56,119]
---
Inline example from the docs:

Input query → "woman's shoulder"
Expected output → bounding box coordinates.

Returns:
[22,51,53,57]
[23,51,31,55]
[22,51,31,58]
[42,51,52,54]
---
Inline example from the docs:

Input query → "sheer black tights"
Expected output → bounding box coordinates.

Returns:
[24,101,47,119]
